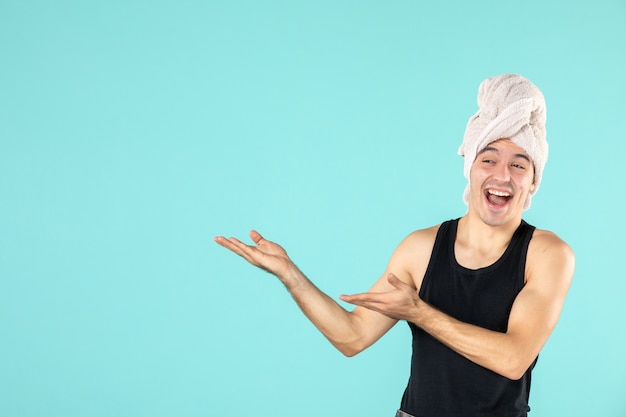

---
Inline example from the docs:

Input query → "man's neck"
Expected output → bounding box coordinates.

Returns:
[454,213,522,268]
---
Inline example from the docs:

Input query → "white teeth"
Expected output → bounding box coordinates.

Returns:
[487,189,511,197]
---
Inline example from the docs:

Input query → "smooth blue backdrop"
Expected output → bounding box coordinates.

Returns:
[1,1,625,416]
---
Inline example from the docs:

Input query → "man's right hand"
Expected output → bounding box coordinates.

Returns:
[214,230,294,280]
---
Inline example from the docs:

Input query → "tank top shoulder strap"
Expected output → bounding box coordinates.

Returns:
[418,219,458,298]
[432,219,457,256]
[511,219,536,279]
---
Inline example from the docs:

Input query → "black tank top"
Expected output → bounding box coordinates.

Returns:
[400,218,537,417]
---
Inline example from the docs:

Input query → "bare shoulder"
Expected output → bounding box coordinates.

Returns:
[529,228,575,259]
[390,224,441,290]
[527,228,575,287]
[403,224,440,248]
[393,224,441,260]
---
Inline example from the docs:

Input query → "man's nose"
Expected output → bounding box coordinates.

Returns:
[492,163,511,182]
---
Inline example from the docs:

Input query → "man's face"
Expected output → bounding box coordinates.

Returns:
[468,138,536,227]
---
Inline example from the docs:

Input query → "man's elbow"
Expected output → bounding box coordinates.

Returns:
[502,367,526,381]
[500,357,535,381]
[340,348,360,358]
[334,340,368,357]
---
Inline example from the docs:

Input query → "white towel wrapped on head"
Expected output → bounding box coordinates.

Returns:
[458,74,548,210]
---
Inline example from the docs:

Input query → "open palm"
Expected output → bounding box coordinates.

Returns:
[214,230,292,277]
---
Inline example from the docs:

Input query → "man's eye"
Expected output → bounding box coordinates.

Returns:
[512,163,526,170]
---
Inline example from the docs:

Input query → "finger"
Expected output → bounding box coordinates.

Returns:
[250,230,265,245]
[214,236,238,251]
[214,236,244,253]
[227,237,263,262]
[387,273,412,291]
[387,273,402,287]
[340,295,386,314]
[215,236,258,264]
[339,295,368,307]
[339,293,361,303]
[339,292,383,304]
[215,236,246,258]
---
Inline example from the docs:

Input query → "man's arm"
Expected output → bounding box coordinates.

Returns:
[341,230,575,379]
[214,230,432,356]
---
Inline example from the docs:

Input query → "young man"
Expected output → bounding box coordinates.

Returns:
[214,74,575,416]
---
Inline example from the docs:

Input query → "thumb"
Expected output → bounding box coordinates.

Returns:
[250,230,265,245]
[387,273,408,289]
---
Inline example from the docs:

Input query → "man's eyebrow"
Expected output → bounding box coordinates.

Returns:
[477,146,531,163]
[477,146,498,155]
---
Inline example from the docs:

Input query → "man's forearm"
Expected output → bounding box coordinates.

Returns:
[278,265,366,356]
[412,302,530,380]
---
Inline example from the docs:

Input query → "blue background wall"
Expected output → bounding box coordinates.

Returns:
[1,1,625,416]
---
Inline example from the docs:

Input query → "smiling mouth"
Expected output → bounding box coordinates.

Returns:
[485,189,513,207]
